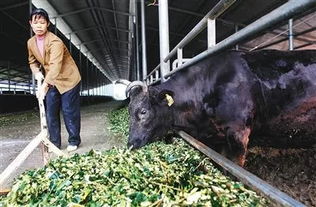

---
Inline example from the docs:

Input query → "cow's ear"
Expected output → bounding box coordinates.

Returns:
[159,90,174,106]
[148,88,174,106]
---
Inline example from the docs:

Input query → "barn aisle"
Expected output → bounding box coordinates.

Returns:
[0,101,126,189]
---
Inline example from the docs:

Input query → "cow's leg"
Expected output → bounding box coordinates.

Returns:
[226,125,251,166]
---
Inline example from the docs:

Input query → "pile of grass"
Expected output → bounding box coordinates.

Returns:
[0,107,269,206]
[108,107,129,142]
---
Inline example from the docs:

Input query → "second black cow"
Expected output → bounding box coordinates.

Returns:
[126,50,316,166]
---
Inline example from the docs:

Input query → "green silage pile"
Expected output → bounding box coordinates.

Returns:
[0,107,269,207]
[108,107,129,141]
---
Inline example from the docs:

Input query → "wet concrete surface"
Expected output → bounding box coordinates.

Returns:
[0,101,126,189]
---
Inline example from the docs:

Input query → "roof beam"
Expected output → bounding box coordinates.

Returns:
[80,38,130,46]
[69,25,131,35]
[85,47,129,53]
[112,0,120,49]
[51,7,133,19]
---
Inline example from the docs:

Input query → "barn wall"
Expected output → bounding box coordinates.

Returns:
[0,95,115,114]
[0,95,37,113]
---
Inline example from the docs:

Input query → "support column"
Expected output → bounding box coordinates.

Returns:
[288,19,294,50]
[207,18,216,48]
[8,61,11,92]
[29,0,32,37]
[94,66,97,96]
[54,18,57,34]
[140,0,147,79]
[235,25,239,50]
[97,71,100,96]
[29,0,35,95]
[79,45,82,95]
[69,33,72,54]
[155,70,159,81]
[86,57,89,96]
[135,1,140,81]
[132,20,137,81]
[177,48,183,68]
[158,0,170,82]
[28,74,31,94]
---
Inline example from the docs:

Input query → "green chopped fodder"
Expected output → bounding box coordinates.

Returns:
[0,107,269,207]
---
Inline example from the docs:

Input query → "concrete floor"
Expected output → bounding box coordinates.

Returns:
[0,101,126,189]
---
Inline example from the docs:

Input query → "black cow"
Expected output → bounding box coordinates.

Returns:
[126,50,316,166]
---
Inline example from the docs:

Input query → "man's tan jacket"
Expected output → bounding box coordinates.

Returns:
[27,31,81,94]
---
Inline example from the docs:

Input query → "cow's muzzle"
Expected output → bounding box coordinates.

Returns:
[127,137,146,149]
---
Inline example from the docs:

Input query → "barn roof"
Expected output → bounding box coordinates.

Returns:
[0,0,316,93]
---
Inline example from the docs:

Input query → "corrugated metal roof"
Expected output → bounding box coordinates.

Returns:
[0,0,316,91]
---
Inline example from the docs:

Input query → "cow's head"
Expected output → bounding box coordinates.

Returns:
[126,81,174,149]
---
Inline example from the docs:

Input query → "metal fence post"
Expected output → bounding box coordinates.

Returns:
[288,18,294,50]
[207,18,216,48]
[158,0,170,82]
[8,61,11,92]
[29,0,36,95]
[79,45,82,96]
[140,0,147,79]
[135,1,140,81]
[235,24,239,50]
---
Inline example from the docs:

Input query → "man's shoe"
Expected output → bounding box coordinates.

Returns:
[67,145,78,152]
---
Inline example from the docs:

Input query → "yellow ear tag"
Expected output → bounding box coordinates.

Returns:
[165,94,174,106]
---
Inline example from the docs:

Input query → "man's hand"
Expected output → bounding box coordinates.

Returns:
[34,72,44,81]
[36,82,49,100]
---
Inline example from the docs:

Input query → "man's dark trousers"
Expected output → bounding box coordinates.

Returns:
[45,83,81,149]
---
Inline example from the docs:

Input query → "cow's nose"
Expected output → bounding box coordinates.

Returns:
[127,141,134,148]
[127,138,141,149]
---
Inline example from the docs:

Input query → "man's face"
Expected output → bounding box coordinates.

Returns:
[29,15,49,37]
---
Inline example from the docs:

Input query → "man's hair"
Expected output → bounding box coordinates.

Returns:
[29,8,49,22]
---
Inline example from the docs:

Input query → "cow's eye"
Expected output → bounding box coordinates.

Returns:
[140,109,147,115]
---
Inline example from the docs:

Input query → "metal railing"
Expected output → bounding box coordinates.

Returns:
[0,84,33,95]
[144,0,316,84]
[144,0,237,84]
[0,62,34,95]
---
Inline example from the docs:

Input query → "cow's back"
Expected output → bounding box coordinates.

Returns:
[243,50,316,147]
[243,50,316,81]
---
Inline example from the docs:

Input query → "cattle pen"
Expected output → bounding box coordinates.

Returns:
[1,0,316,206]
